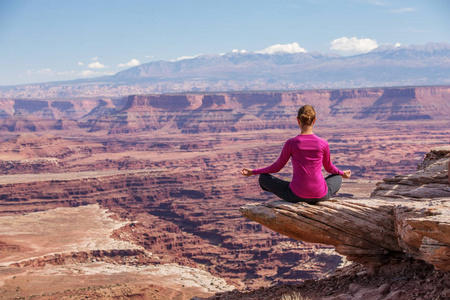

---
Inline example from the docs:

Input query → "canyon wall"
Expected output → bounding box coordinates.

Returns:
[0,86,448,135]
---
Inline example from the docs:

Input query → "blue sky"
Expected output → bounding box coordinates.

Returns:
[0,0,449,86]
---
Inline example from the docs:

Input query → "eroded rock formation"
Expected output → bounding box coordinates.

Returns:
[0,86,449,135]
[92,86,450,134]
[240,147,450,271]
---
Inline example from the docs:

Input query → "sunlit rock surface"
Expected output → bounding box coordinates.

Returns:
[0,205,233,299]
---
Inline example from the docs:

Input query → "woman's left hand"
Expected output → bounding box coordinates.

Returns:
[341,170,351,179]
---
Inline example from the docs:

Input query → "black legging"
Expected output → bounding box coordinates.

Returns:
[258,173,342,204]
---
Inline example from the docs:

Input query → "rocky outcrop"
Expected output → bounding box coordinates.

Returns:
[240,147,450,271]
[371,147,450,199]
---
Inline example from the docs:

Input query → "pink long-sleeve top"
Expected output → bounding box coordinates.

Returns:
[252,134,344,199]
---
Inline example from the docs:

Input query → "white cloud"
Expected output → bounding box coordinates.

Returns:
[118,59,140,67]
[78,62,84,66]
[330,37,379,53]
[231,49,247,53]
[170,54,202,62]
[255,42,307,54]
[37,68,53,75]
[24,68,113,79]
[88,62,107,69]
[370,42,402,52]
[79,70,94,77]
[145,55,154,59]
[390,7,415,13]
[91,56,99,61]
[26,68,54,76]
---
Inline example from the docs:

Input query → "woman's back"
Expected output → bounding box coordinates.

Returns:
[289,134,339,198]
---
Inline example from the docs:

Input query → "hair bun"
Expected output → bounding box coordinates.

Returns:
[297,105,316,126]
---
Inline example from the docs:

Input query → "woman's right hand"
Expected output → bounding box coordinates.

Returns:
[341,170,351,179]
[240,168,254,177]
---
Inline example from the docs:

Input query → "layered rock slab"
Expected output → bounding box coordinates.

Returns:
[240,147,450,270]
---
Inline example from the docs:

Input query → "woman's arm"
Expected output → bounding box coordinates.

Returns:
[323,143,352,178]
[241,140,292,176]
[322,143,344,176]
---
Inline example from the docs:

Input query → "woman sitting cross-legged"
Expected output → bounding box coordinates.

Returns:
[240,105,351,204]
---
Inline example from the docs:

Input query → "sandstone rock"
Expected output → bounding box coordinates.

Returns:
[371,146,450,199]
[384,290,408,300]
[240,147,450,270]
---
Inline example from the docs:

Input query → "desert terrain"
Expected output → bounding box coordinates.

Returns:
[0,86,449,299]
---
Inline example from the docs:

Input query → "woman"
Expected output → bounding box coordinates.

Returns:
[240,105,351,204]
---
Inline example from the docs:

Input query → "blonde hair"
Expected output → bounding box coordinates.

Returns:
[297,105,316,126]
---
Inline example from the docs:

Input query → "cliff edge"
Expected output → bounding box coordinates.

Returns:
[240,147,450,271]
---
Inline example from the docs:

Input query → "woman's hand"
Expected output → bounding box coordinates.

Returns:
[341,170,351,179]
[240,168,254,177]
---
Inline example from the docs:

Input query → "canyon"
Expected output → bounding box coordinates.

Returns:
[0,85,448,299]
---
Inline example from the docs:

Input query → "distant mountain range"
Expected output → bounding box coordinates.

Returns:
[112,43,450,83]
[1,43,449,99]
